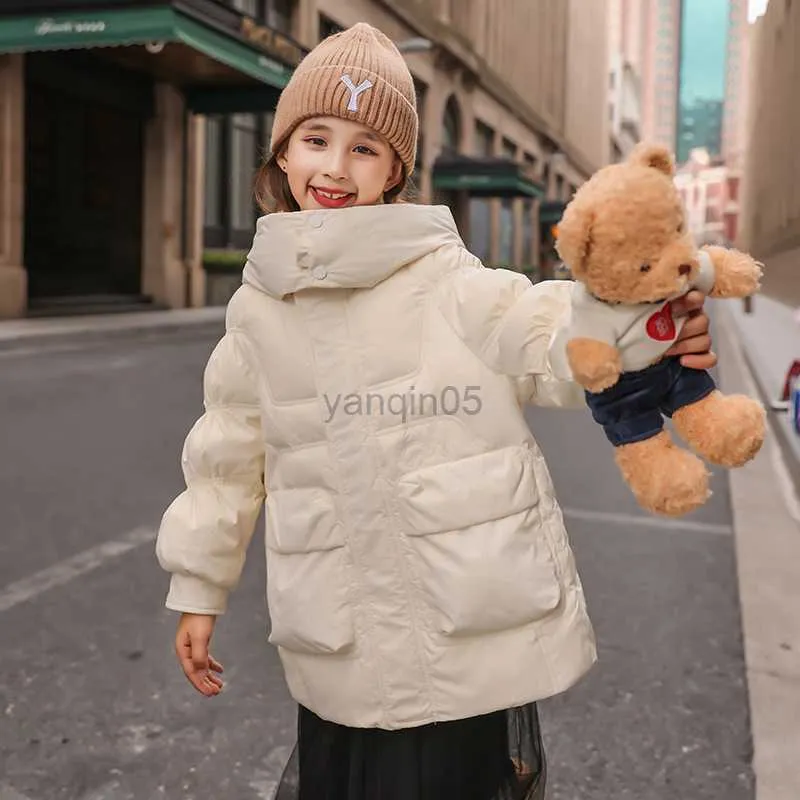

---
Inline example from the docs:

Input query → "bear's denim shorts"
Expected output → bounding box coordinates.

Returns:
[584,357,716,447]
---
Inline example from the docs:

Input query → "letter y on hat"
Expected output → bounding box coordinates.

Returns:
[340,74,373,111]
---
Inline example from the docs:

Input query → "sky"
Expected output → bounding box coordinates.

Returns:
[748,0,769,22]
[679,0,769,104]
[679,0,729,104]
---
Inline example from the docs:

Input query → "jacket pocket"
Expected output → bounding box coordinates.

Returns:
[265,488,355,655]
[396,445,561,637]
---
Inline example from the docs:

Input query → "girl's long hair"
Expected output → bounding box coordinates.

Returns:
[254,150,412,214]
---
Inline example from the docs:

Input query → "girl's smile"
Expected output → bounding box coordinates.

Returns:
[309,186,356,208]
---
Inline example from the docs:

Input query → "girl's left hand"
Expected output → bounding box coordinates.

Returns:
[666,290,716,370]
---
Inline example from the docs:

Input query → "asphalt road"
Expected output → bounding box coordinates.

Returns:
[0,328,754,800]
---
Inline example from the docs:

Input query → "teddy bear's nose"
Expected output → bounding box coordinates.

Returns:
[678,263,692,276]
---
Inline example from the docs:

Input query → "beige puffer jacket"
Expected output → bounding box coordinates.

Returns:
[156,203,597,729]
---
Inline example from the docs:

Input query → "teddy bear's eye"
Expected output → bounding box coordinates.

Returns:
[640,263,652,273]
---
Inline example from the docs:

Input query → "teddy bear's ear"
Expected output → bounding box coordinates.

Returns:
[555,203,593,276]
[627,142,675,176]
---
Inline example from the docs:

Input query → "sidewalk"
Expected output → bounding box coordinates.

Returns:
[723,294,800,495]
[0,306,226,353]
[716,303,800,800]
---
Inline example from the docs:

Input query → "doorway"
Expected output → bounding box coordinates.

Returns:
[24,51,150,303]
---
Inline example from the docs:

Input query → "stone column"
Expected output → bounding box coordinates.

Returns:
[0,54,27,318]
[295,0,319,47]
[141,83,187,309]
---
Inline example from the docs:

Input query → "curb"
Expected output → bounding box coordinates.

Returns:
[722,303,800,499]
[0,308,227,354]
[736,340,800,500]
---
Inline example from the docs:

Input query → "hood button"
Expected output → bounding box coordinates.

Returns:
[312,265,327,280]
[311,215,324,229]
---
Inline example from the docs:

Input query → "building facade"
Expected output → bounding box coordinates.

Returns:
[0,0,609,319]
[565,0,611,172]
[739,0,800,307]
[639,0,681,151]
[721,0,749,168]
[607,0,644,163]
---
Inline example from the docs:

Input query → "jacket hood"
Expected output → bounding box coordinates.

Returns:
[242,203,463,299]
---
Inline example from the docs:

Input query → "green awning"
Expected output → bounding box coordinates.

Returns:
[539,201,566,225]
[0,7,292,89]
[433,173,542,197]
[432,155,545,199]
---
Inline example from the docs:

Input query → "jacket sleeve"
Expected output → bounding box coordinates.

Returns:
[155,290,266,615]
[436,249,585,409]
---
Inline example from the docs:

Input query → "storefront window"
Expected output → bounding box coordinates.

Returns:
[319,14,344,40]
[204,117,223,228]
[262,111,275,147]
[231,0,259,15]
[475,121,494,157]
[230,114,258,232]
[267,0,293,32]
[469,199,491,263]
[523,152,537,173]
[522,198,534,266]
[228,0,294,33]
[442,96,461,154]
[204,112,271,249]
[499,198,514,265]
[414,79,426,121]
[412,79,426,185]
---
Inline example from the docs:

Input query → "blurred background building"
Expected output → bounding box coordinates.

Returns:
[627,0,751,250]
[639,0,681,152]
[2,0,788,320]
[0,0,609,319]
[674,146,741,246]
[739,0,800,307]
[607,0,644,163]
[721,0,749,168]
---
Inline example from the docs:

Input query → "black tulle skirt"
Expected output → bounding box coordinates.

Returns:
[274,703,547,800]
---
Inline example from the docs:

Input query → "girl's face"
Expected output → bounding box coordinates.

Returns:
[277,116,403,211]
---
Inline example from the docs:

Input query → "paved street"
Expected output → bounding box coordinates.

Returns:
[0,326,756,800]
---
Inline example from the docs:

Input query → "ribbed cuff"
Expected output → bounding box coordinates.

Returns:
[695,249,716,295]
[165,574,229,615]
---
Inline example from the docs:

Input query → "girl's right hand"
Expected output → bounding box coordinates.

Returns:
[175,612,224,697]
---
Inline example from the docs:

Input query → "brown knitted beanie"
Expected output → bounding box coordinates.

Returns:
[269,22,419,176]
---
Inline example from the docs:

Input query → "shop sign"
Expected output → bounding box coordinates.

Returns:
[35,18,107,36]
[240,16,302,67]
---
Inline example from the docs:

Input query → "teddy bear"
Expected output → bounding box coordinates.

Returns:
[551,142,766,518]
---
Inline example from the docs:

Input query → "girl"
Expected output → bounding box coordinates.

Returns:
[156,22,716,800]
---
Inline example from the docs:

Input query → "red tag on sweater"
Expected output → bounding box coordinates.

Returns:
[645,302,676,341]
